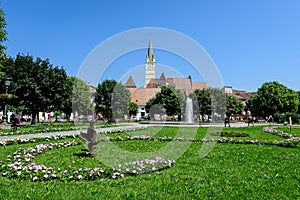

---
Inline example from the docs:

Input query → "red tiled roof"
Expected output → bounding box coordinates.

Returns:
[229,90,256,101]
[125,75,136,88]
[128,88,161,106]
[192,82,209,90]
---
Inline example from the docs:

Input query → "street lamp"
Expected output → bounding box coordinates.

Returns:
[2,78,11,125]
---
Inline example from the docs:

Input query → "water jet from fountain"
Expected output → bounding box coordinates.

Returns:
[184,97,193,123]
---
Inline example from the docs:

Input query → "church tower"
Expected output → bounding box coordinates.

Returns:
[145,37,156,87]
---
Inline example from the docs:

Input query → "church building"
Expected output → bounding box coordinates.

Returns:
[125,38,209,119]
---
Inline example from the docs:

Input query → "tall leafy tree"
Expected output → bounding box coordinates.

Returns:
[192,89,211,116]
[59,76,74,119]
[209,88,227,118]
[145,86,185,120]
[129,102,138,117]
[71,77,92,117]
[0,8,8,92]
[246,81,298,117]
[226,95,244,116]
[298,91,300,114]
[0,8,7,54]
[111,83,131,119]
[95,79,130,121]
[3,54,70,124]
[190,88,226,120]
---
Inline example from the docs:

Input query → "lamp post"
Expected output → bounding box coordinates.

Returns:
[2,78,11,125]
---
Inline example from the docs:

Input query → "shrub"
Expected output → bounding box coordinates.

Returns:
[285,112,300,124]
[273,112,285,123]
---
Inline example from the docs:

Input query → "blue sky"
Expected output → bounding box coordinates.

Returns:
[2,0,300,92]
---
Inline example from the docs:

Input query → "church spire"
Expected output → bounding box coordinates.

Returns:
[146,37,155,62]
[145,37,156,87]
[125,74,136,88]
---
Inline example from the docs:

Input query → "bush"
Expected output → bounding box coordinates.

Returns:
[273,112,300,124]
[285,112,300,124]
[274,112,285,123]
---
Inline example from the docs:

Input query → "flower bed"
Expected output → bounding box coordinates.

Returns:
[111,157,175,177]
[0,126,82,136]
[262,127,295,139]
[0,141,175,181]
[0,126,147,147]
[104,135,299,147]
[210,132,249,137]
[2,132,299,148]
[0,134,78,146]
[1,125,299,182]
[0,125,146,136]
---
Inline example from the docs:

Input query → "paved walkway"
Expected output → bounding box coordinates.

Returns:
[0,124,147,141]
[0,122,297,141]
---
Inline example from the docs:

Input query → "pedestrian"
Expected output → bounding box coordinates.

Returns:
[12,114,18,132]
[224,116,230,127]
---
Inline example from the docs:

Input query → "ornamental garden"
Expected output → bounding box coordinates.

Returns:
[0,122,299,199]
[0,6,299,199]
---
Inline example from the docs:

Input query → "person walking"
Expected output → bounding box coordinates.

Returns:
[12,114,18,132]
[224,116,230,127]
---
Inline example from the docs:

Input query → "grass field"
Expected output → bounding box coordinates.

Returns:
[0,126,299,199]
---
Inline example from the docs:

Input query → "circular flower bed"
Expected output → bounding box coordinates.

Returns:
[262,127,295,138]
[0,141,175,181]
[210,132,249,137]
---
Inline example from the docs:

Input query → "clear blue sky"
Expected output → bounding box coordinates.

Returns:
[2,0,300,92]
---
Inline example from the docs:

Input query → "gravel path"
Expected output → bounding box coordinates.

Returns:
[1,122,298,141]
[0,124,147,141]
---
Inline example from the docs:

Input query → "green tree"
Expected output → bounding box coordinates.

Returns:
[129,101,138,117]
[71,77,92,117]
[190,88,226,121]
[0,8,8,92]
[145,86,185,120]
[111,83,131,119]
[298,91,300,114]
[3,54,70,124]
[59,76,74,119]
[0,8,7,53]
[246,81,298,117]
[192,89,211,116]
[95,80,130,121]
[226,95,244,116]
[210,88,226,118]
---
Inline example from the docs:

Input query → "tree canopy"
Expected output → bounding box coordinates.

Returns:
[191,88,227,120]
[71,77,92,117]
[145,86,185,120]
[0,8,7,53]
[95,79,130,121]
[1,54,70,124]
[192,89,211,116]
[0,8,8,88]
[129,101,138,117]
[226,95,244,116]
[246,81,298,117]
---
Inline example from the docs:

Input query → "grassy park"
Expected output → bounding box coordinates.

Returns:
[0,124,299,199]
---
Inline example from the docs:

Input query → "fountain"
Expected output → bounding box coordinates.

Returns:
[184,97,193,123]
[139,97,197,126]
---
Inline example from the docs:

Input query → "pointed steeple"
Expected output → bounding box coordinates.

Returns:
[125,75,136,88]
[158,72,167,87]
[145,37,156,87]
[146,37,155,62]
[159,72,166,81]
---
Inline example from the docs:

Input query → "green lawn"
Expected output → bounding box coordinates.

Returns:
[0,126,299,199]
[0,121,119,136]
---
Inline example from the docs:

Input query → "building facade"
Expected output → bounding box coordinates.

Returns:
[125,38,209,119]
[145,38,156,87]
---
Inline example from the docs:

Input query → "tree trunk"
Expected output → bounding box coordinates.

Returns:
[31,111,37,125]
